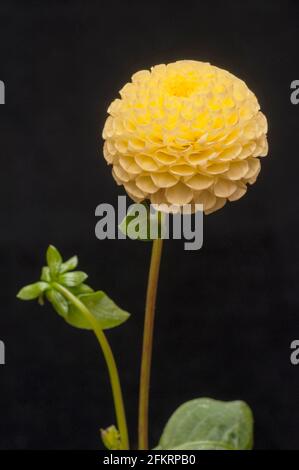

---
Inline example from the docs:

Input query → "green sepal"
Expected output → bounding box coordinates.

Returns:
[58,271,88,287]
[60,256,78,274]
[46,245,62,278]
[41,266,51,282]
[17,282,49,300]
[46,289,69,318]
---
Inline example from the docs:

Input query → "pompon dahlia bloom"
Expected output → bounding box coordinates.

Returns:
[102,60,268,214]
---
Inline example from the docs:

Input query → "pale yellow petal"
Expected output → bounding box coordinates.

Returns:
[136,176,159,194]
[112,169,122,186]
[214,178,237,197]
[226,161,249,180]
[258,137,268,157]
[218,144,242,161]
[128,137,145,151]
[102,116,114,139]
[151,173,178,188]
[169,164,196,176]
[135,154,159,171]
[207,162,230,174]
[114,139,128,154]
[119,156,142,174]
[165,182,193,205]
[184,174,214,190]
[193,190,216,210]
[103,141,113,164]
[124,182,146,200]
[244,157,261,179]
[154,150,177,165]
[106,140,117,156]
[205,197,227,214]
[228,183,247,201]
[238,142,256,160]
[186,149,218,165]
[113,165,130,183]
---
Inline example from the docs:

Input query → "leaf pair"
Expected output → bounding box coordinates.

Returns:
[155,398,253,450]
[17,245,130,331]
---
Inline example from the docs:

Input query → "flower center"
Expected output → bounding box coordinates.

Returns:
[165,73,198,98]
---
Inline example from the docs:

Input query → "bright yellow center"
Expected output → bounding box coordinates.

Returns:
[165,73,198,97]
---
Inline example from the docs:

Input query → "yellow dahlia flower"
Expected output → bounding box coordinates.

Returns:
[102,60,268,214]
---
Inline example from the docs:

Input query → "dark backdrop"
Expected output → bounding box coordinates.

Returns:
[1,0,299,450]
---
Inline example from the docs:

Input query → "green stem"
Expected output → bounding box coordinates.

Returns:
[138,238,164,450]
[53,282,129,450]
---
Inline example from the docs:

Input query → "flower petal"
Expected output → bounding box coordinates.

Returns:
[165,182,193,205]
[214,178,237,198]
[185,174,214,190]
[151,173,178,188]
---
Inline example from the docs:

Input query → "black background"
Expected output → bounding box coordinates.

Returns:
[1,0,299,450]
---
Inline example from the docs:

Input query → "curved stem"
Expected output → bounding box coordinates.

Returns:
[138,238,164,450]
[53,282,129,450]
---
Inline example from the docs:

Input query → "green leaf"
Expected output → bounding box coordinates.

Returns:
[41,266,51,282]
[46,245,62,278]
[69,283,94,296]
[17,282,49,300]
[60,256,78,274]
[101,425,121,450]
[58,271,88,287]
[169,441,235,450]
[119,203,164,241]
[46,289,69,318]
[66,291,130,330]
[156,398,253,451]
